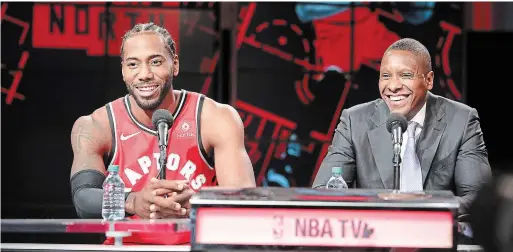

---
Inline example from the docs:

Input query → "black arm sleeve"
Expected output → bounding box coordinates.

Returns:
[70,169,105,219]
[70,169,131,219]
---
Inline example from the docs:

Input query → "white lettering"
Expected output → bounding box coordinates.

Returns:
[177,132,194,138]
[124,168,143,186]
[191,174,206,190]
[153,153,160,169]
[124,153,207,189]
[167,153,180,171]
[180,160,196,180]
[137,156,152,174]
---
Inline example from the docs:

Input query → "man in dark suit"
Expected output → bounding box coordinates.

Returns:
[312,38,491,215]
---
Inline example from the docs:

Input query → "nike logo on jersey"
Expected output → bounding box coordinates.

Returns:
[120,131,141,141]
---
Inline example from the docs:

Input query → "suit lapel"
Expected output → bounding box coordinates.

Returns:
[368,101,393,189]
[416,92,447,185]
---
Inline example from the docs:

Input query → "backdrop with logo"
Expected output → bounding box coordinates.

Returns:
[1,2,464,217]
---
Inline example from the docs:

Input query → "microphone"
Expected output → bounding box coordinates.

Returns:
[152,109,174,180]
[386,113,408,191]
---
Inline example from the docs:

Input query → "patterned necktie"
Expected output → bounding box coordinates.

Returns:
[401,121,423,192]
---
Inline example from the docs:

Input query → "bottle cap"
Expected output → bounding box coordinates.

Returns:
[332,167,343,175]
[107,165,119,172]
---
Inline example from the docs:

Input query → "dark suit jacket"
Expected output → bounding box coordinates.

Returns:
[313,92,492,215]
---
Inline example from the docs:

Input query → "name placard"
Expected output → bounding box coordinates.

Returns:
[195,208,453,248]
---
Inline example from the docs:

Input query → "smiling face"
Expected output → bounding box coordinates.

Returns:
[379,50,434,120]
[121,32,179,111]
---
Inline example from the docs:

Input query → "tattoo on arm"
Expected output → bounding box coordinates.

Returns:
[71,116,108,175]
[71,118,101,154]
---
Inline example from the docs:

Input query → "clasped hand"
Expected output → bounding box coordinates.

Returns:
[129,178,194,219]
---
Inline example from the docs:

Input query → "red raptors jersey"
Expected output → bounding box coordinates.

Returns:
[103,90,216,245]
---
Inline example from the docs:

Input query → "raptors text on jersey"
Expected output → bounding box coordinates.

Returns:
[106,89,216,193]
[103,89,216,245]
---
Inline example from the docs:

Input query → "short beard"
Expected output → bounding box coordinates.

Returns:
[127,77,173,111]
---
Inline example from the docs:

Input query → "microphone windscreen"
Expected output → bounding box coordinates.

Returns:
[152,109,174,129]
[385,113,408,133]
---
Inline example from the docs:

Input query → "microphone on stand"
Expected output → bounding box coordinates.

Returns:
[385,113,408,192]
[152,109,174,181]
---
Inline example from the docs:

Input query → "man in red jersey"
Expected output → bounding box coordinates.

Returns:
[69,22,256,245]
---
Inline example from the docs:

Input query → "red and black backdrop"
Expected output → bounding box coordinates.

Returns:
[2,2,464,218]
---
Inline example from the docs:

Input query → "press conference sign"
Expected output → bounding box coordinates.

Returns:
[194,208,453,248]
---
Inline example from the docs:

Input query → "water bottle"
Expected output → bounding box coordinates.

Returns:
[102,165,125,221]
[326,167,348,189]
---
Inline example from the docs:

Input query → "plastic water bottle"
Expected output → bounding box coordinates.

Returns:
[326,167,348,189]
[102,165,125,221]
